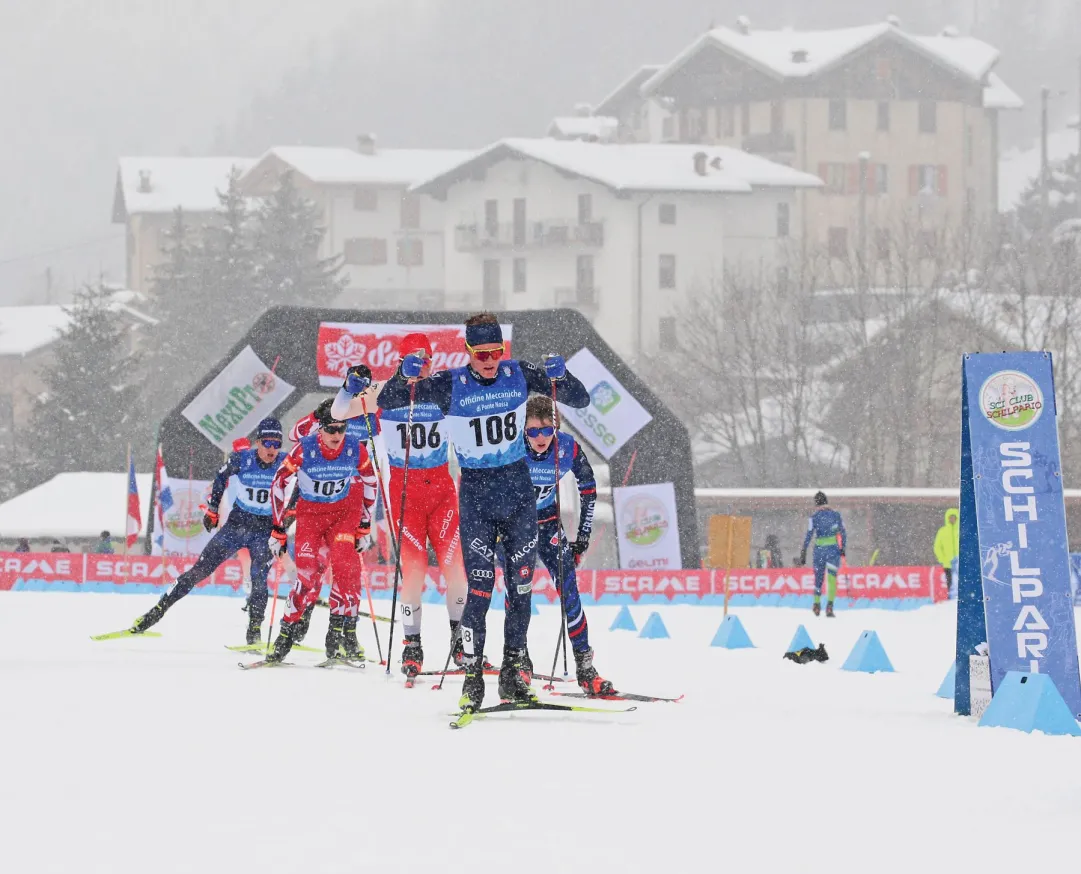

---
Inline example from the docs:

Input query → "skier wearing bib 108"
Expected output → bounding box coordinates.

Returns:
[332,333,469,681]
[264,406,377,662]
[378,313,589,712]
[523,395,614,696]
[798,491,846,618]
[130,418,284,643]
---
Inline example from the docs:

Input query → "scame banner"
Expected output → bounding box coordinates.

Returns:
[0,552,946,603]
[317,322,514,387]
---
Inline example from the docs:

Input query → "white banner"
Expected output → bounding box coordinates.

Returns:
[182,346,295,451]
[153,478,214,556]
[613,482,681,571]
[559,348,652,459]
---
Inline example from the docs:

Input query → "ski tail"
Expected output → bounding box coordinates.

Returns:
[448,699,635,728]
[91,629,162,641]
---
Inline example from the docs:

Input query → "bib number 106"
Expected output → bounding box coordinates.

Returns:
[469,413,517,447]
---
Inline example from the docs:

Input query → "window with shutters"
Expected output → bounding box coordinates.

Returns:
[919,100,937,134]
[820,162,848,194]
[873,164,889,195]
[513,257,527,293]
[776,202,790,237]
[741,102,751,135]
[828,227,848,258]
[397,238,423,267]
[578,193,593,224]
[877,101,890,132]
[659,254,676,289]
[344,238,387,265]
[400,193,421,229]
[770,100,784,134]
[909,164,947,197]
[484,200,499,236]
[353,187,378,211]
[874,228,891,261]
[659,203,677,225]
[875,58,892,82]
[828,99,847,131]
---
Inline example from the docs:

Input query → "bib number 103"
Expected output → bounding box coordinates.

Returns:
[312,479,348,498]
[469,413,517,447]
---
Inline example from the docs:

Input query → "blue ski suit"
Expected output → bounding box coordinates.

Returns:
[378,359,588,658]
[801,507,846,602]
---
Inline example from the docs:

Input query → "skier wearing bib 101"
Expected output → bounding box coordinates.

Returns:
[523,396,614,696]
[798,491,846,618]
[130,418,285,643]
[264,406,377,663]
[377,313,589,712]
[332,333,468,681]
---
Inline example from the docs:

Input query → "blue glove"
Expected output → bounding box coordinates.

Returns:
[401,353,425,379]
[544,354,566,380]
[344,364,371,395]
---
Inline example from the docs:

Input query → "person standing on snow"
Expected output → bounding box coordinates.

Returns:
[799,491,846,618]
[933,508,960,598]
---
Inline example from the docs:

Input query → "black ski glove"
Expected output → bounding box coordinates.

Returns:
[798,550,807,567]
[569,537,590,566]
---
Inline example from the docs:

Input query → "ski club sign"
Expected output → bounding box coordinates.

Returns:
[316,322,514,387]
[955,352,1081,717]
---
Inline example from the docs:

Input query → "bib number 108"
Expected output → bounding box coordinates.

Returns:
[469,413,517,447]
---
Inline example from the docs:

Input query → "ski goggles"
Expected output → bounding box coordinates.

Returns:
[322,423,347,435]
[258,438,282,449]
[525,426,555,439]
[466,343,505,361]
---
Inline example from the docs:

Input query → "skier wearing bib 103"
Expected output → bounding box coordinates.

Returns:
[332,333,468,681]
[798,491,846,618]
[377,313,590,712]
[130,418,285,643]
[264,406,377,663]
[523,395,614,696]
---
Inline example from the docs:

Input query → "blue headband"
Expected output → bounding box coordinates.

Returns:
[465,322,503,347]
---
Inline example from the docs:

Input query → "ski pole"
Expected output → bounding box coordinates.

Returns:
[264,555,283,654]
[385,381,416,677]
[544,377,571,689]
[433,628,459,691]
[357,395,386,664]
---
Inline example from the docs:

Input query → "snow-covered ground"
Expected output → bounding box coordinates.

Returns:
[5,592,1081,874]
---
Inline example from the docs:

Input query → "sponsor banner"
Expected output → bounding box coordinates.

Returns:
[182,346,295,451]
[0,553,942,606]
[317,322,514,387]
[560,348,652,460]
[613,483,682,570]
[960,352,1081,715]
[153,479,214,556]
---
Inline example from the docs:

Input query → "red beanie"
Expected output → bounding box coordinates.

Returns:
[398,332,433,358]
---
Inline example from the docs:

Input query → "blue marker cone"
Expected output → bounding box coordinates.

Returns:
[610,605,637,632]
[638,612,669,639]
[978,672,1081,736]
[936,663,956,699]
[786,624,815,654]
[711,614,754,649]
[841,630,894,673]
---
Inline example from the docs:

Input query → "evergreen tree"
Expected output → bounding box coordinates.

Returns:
[1014,152,1080,235]
[29,282,144,479]
[251,170,346,308]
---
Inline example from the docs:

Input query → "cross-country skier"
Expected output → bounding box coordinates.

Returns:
[798,491,846,617]
[130,418,285,642]
[332,334,468,680]
[523,395,613,696]
[264,405,377,663]
[378,313,589,712]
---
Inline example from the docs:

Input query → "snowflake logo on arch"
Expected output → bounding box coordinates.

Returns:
[324,333,367,378]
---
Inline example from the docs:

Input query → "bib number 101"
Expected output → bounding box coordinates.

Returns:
[469,413,517,447]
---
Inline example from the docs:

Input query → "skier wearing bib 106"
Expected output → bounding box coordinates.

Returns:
[523,396,614,696]
[264,406,377,663]
[129,418,285,644]
[798,491,846,618]
[332,333,468,681]
[378,313,590,712]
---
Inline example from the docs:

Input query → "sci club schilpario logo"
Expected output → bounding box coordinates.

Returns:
[621,494,670,547]
[979,370,1044,431]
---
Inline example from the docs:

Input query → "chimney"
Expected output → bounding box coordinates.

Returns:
[574,102,594,118]
[693,152,708,176]
[735,15,751,35]
[138,170,152,193]
[356,133,377,155]
[885,14,901,28]
[941,25,959,37]
[790,48,809,64]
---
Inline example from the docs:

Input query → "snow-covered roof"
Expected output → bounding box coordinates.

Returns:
[983,72,1023,110]
[114,157,253,218]
[547,116,619,141]
[0,472,152,539]
[242,146,473,188]
[594,64,662,117]
[412,138,822,198]
[0,290,156,357]
[999,128,1078,212]
[642,21,1000,94]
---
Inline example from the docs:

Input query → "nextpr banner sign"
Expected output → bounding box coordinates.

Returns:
[182,346,295,452]
[956,352,1081,717]
[613,483,682,570]
[560,348,652,460]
